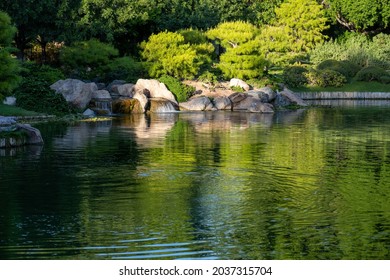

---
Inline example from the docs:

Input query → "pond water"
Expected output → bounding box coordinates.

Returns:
[1,104,390,260]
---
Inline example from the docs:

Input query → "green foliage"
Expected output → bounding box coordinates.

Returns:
[355,66,390,83]
[14,78,72,115]
[317,59,361,79]
[60,39,119,80]
[258,0,328,67]
[0,11,20,95]
[283,66,309,88]
[310,33,390,70]
[325,0,390,32]
[198,70,220,85]
[306,69,347,87]
[206,21,260,49]
[105,56,145,83]
[141,31,214,79]
[158,75,195,102]
[20,62,65,84]
[0,93,4,102]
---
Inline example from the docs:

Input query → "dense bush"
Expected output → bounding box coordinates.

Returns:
[13,63,71,115]
[104,57,145,83]
[60,39,119,80]
[158,75,195,102]
[198,70,220,85]
[141,31,214,79]
[14,79,72,115]
[355,66,390,83]
[317,59,361,79]
[283,66,308,88]
[305,69,347,87]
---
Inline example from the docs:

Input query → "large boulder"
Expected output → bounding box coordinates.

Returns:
[92,90,111,100]
[113,83,134,98]
[246,90,270,103]
[179,96,214,111]
[50,79,97,110]
[257,87,277,102]
[273,87,307,108]
[16,124,44,145]
[230,78,250,91]
[107,80,126,92]
[228,92,247,106]
[213,96,232,110]
[133,89,150,113]
[233,96,274,113]
[149,98,179,113]
[112,98,143,114]
[135,79,177,104]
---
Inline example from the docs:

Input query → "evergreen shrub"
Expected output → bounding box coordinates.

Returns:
[317,59,361,79]
[305,69,347,87]
[283,66,308,87]
[158,75,195,102]
[355,66,390,83]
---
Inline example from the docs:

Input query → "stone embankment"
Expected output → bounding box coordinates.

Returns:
[294,92,390,100]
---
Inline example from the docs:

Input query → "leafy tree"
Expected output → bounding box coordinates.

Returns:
[141,30,214,79]
[258,0,329,66]
[324,0,390,33]
[60,39,119,80]
[206,21,266,79]
[0,11,20,95]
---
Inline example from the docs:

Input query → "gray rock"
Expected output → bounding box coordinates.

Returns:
[230,78,250,91]
[0,116,17,126]
[16,124,44,145]
[3,96,16,106]
[213,96,232,110]
[257,87,277,102]
[246,90,269,103]
[92,90,111,100]
[50,79,97,110]
[228,92,247,106]
[115,83,135,98]
[179,96,214,111]
[135,79,177,104]
[83,109,96,117]
[233,96,274,113]
[275,87,307,107]
[107,80,126,92]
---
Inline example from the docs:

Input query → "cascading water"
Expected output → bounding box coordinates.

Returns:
[93,99,113,115]
[149,98,178,113]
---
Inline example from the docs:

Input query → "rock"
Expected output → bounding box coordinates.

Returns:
[112,98,143,114]
[135,79,177,104]
[133,89,150,113]
[114,83,135,98]
[83,109,96,117]
[233,96,274,113]
[50,79,97,110]
[230,78,250,91]
[179,96,215,111]
[96,83,106,90]
[275,87,307,107]
[92,90,111,100]
[15,124,44,145]
[149,98,179,113]
[3,96,16,106]
[246,90,270,103]
[0,116,17,126]
[212,96,232,110]
[257,87,277,102]
[107,80,126,92]
[228,92,247,106]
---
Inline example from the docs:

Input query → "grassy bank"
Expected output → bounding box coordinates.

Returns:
[293,81,390,93]
[0,104,42,116]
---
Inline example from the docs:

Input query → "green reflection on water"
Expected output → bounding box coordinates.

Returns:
[0,108,390,260]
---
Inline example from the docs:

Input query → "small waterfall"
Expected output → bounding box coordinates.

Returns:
[149,98,178,113]
[93,99,113,115]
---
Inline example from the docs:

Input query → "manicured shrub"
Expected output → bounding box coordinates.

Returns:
[21,62,65,84]
[305,69,347,87]
[14,78,72,115]
[158,75,195,102]
[141,31,214,79]
[317,59,361,79]
[355,66,390,83]
[60,39,119,80]
[104,56,145,83]
[283,66,308,88]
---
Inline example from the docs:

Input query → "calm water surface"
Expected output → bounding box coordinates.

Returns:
[1,104,390,259]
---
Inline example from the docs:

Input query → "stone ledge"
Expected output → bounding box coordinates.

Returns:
[294,92,390,100]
